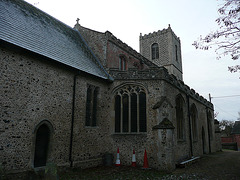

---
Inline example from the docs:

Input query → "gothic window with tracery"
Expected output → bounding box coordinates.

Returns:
[119,55,127,71]
[151,43,159,60]
[114,85,147,133]
[85,84,99,127]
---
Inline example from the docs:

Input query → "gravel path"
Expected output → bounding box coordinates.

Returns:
[167,150,240,180]
[4,150,240,179]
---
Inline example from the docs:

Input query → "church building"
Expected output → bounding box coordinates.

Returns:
[0,0,221,174]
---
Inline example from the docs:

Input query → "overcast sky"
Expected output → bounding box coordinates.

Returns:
[25,0,240,121]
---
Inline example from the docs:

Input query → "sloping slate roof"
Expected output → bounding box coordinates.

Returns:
[0,0,111,80]
[231,121,240,134]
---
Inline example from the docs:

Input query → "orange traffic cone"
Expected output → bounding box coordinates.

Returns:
[131,149,136,167]
[142,149,149,169]
[115,148,121,167]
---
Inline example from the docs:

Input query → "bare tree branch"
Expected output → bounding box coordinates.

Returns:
[193,0,240,75]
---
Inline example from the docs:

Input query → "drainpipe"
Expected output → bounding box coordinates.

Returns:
[186,94,193,157]
[206,107,211,153]
[69,73,80,167]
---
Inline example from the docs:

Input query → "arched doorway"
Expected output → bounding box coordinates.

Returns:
[34,124,50,167]
[202,127,206,154]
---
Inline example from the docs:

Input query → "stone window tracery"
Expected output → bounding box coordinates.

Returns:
[114,85,147,133]
[151,43,159,60]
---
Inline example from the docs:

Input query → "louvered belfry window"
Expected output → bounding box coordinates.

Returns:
[85,84,99,127]
[114,85,147,133]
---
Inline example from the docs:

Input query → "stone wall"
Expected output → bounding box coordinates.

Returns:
[107,78,215,170]
[74,24,108,68]
[75,24,158,72]
[0,24,218,173]
[71,75,113,168]
[106,40,150,71]
[0,45,112,172]
[139,26,183,80]
[101,28,215,169]
[0,46,74,172]
[140,29,171,67]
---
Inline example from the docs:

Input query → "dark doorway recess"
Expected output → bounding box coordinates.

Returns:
[34,124,50,167]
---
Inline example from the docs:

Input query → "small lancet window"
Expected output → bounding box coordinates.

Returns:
[119,56,127,71]
[151,43,159,60]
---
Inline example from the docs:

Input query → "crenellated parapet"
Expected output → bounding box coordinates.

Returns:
[139,24,180,42]
[109,67,213,109]
[164,74,213,109]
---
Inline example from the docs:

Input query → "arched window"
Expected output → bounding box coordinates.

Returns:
[151,43,159,60]
[114,85,147,133]
[119,55,127,71]
[176,94,185,140]
[190,104,198,141]
[85,84,99,127]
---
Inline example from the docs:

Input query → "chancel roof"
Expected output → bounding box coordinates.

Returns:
[0,0,111,80]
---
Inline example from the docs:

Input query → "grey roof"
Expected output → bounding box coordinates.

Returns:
[0,0,111,80]
[231,121,240,134]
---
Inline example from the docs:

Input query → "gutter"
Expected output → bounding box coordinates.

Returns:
[206,107,212,153]
[186,94,193,157]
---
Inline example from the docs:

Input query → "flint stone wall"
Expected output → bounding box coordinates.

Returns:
[107,78,215,170]
[0,46,112,172]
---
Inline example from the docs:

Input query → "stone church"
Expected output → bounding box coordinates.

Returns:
[0,0,221,174]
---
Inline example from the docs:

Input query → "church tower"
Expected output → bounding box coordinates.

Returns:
[139,25,183,80]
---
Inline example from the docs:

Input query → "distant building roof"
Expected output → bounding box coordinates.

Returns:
[231,121,240,134]
[0,0,112,81]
